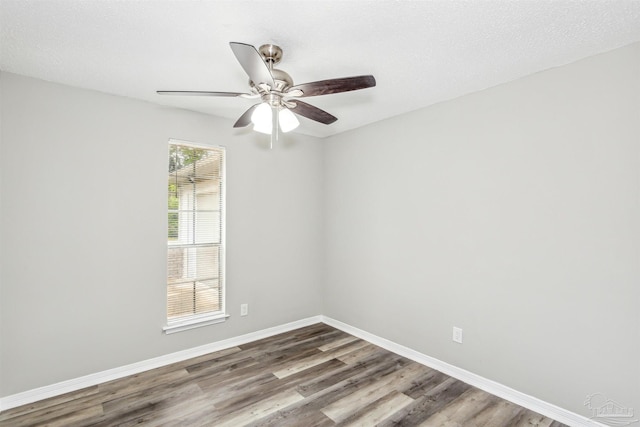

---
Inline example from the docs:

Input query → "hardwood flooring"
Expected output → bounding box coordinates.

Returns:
[0,323,567,426]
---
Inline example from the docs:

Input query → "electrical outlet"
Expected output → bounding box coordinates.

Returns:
[240,304,248,316]
[453,327,463,344]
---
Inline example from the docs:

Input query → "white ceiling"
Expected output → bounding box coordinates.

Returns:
[1,0,640,138]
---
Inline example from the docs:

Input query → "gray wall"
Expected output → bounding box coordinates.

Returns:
[323,43,640,417]
[0,72,324,396]
[2,42,639,420]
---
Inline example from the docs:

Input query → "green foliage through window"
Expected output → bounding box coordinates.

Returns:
[167,146,207,240]
[168,183,179,240]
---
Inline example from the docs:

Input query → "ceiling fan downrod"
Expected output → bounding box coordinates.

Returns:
[258,44,288,147]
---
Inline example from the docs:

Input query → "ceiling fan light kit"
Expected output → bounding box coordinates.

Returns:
[250,103,299,135]
[157,42,376,147]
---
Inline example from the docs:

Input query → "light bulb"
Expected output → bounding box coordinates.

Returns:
[251,103,272,134]
[279,108,299,133]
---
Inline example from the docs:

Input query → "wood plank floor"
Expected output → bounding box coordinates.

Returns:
[0,323,567,426]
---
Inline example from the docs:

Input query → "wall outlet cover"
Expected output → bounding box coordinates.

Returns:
[453,327,463,344]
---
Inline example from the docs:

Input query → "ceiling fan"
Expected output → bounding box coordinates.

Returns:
[157,42,376,144]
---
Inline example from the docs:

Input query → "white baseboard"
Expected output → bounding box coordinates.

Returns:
[0,315,322,412]
[321,316,607,427]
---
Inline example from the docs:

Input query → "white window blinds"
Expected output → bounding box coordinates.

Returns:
[167,141,225,324]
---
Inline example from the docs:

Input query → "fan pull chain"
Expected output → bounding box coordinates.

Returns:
[271,106,279,149]
[267,57,279,149]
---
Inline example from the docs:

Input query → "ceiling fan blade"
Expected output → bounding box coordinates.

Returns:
[229,42,275,87]
[288,75,376,98]
[233,104,260,128]
[289,101,337,125]
[157,91,246,97]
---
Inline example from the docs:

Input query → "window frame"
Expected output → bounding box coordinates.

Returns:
[163,139,228,334]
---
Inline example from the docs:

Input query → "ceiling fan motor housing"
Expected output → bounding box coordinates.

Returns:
[271,69,293,90]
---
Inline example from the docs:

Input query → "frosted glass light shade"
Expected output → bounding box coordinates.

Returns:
[279,108,299,133]
[251,103,272,134]
[250,103,300,135]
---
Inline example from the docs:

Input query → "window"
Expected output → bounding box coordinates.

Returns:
[164,140,226,333]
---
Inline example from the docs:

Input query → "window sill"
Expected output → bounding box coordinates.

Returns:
[163,313,229,334]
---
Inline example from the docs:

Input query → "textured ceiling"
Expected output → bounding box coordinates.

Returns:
[1,0,640,138]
